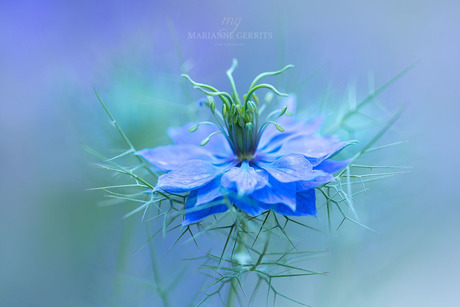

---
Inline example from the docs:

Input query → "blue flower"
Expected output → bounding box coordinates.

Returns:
[137,61,350,225]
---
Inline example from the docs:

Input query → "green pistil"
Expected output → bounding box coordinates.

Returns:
[182,59,293,160]
[238,153,255,162]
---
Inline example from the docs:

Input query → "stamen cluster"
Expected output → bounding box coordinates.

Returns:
[183,59,293,161]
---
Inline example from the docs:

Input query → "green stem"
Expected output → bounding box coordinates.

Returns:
[227,277,238,307]
[146,224,171,307]
[227,218,246,307]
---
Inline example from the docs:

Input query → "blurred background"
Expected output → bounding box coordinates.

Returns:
[1,0,459,306]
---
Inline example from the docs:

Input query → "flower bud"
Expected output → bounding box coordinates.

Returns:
[189,124,199,132]
[200,136,211,146]
[253,93,259,105]
[209,101,216,113]
[274,122,285,132]
[231,104,237,117]
[236,105,243,117]
[247,101,257,113]
[279,105,288,117]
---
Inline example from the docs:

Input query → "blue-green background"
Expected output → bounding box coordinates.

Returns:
[1,0,459,306]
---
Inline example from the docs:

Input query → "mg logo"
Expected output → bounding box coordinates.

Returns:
[220,17,242,34]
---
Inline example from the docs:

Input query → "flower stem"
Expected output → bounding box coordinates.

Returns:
[227,277,238,307]
[227,217,247,307]
[146,224,171,307]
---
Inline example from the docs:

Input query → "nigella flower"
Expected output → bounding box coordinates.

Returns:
[137,60,351,225]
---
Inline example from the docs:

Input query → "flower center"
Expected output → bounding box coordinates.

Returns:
[224,102,257,160]
[182,59,292,161]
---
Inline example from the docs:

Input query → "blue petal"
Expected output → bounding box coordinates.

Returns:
[136,145,214,171]
[251,179,297,212]
[281,135,350,166]
[167,123,232,157]
[296,172,334,191]
[296,189,317,216]
[258,154,323,183]
[295,159,351,191]
[257,116,324,158]
[314,159,351,174]
[182,191,228,226]
[156,160,232,193]
[230,196,266,216]
[196,177,224,206]
[273,189,317,216]
[221,161,268,196]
